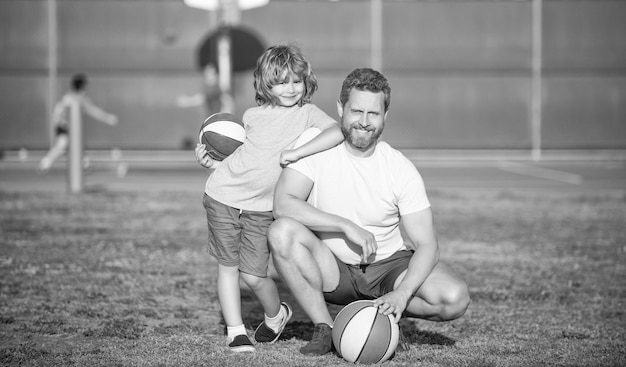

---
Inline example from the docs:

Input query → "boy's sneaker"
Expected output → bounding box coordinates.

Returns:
[254,302,293,343]
[228,334,255,353]
[300,323,333,356]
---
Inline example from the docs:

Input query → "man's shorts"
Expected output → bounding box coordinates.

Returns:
[323,250,413,305]
[55,125,69,135]
[202,194,273,277]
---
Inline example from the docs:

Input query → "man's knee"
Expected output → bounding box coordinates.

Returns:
[442,280,471,320]
[268,217,299,256]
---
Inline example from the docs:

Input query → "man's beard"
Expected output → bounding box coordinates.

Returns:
[341,123,384,151]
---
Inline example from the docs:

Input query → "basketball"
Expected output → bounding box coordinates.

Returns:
[199,112,245,161]
[332,300,400,364]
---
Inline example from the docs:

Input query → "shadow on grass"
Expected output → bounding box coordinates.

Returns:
[282,320,455,346]
[238,284,455,347]
[400,319,456,346]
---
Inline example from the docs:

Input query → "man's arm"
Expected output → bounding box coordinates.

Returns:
[373,208,440,321]
[81,96,118,125]
[273,167,378,261]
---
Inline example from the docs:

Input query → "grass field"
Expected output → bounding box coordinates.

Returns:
[1,188,624,366]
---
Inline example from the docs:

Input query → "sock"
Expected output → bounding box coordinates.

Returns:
[226,324,247,341]
[264,306,285,333]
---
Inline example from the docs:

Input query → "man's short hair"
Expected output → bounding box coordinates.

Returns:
[339,68,391,112]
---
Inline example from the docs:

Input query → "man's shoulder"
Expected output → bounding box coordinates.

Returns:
[377,141,410,160]
[293,127,323,148]
[376,142,420,175]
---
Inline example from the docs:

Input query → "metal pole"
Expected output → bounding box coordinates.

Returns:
[531,0,542,161]
[217,31,233,113]
[48,0,58,146]
[370,0,383,71]
[68,98,83,193]
[217,0,239,114]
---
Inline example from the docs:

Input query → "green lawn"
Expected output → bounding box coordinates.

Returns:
[1,189,624,366]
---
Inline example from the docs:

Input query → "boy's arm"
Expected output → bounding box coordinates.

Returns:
[279,124,343,167]
[195,143,221,170]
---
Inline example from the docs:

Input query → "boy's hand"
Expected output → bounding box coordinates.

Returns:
[195,143,215,169]
[279,149,300,167]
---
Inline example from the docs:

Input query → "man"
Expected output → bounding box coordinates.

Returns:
[268,68,470,356]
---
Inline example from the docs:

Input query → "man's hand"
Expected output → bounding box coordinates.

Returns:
[107,114,118,126]
[342,221,377,263]
[373,289,412,323]
[195,143,215,169]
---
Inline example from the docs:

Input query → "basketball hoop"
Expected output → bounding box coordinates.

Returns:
[184,0,268,114]
[183,0,270,11]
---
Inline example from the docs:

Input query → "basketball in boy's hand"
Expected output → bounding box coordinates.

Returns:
[199,112,245,161]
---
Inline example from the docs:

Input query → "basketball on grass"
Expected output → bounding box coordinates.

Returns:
[332,300,399,364]
[198,112,245,161]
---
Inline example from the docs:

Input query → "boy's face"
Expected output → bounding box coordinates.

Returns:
[270,71,304,107]
[337,89,387,155]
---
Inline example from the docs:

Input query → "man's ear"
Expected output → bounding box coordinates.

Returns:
[336,100,343,119]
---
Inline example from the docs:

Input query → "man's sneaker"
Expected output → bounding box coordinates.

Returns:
[228,334,255,353]
[300,323,333,356]
[254,302,293,343]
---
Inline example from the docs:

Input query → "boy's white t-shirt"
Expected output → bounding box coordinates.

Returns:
[288,132,431,265]
[205,104,336,211]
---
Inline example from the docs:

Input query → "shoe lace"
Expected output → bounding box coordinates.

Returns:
[398,331,409,350]
[311,324,331,343]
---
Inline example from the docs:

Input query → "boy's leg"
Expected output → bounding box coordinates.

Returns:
[399,261,470,321]
[241,273,281,318]
[218,264,255,352]
[241,272,292,343]
[203,195,254,351]
[218,264,244,327]
[238,209,292,344]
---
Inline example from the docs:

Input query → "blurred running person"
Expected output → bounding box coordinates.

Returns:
[39,73,118,174]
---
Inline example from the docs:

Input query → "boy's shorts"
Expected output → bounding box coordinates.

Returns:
[323,250,413,305]
[202,194,273,277]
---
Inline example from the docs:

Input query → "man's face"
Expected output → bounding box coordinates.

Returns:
[337,89,387,155]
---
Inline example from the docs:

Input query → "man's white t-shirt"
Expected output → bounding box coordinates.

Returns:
[288,131,431,265]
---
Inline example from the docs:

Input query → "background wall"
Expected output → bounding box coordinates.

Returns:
[1,0,624,151]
